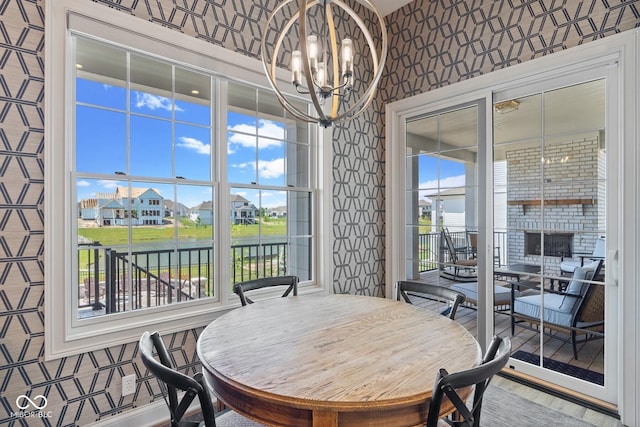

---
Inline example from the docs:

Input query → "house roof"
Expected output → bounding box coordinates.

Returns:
[116,186,161,198]
[100,199,124,209]
[80,199,98,209]
[230,194,250,203]
[192,201,213,210]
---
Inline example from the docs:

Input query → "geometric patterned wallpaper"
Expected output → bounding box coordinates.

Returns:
[0,0,637,425]
[380,0,640,104]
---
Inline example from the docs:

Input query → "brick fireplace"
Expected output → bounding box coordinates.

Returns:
[505,135,604,271]
[524,232,573,257]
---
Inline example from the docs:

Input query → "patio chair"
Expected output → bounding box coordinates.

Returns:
[396,280,466,319]
[139,331,264,427]
[560,236,605,275]
[510,260,604,359]
[426,335,511,427]
[440,228,477,281]
[233,276,299,306]
[449,281,521,311]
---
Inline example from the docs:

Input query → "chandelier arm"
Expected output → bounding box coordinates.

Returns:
[328,0,387,123]
[261,0,316,123]
[326,3,340,118]
[299,0,329,125]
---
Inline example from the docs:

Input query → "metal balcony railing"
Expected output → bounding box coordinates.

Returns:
[78,242,287,314]
[77,232,506,315]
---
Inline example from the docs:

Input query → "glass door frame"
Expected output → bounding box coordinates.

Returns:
[386,30,638,419]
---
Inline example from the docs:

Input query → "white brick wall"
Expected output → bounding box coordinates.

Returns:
[505,137,602,268]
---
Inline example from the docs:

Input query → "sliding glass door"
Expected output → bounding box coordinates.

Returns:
[404,102,482,340]
[394,67,618,404]
[493,76,613,399]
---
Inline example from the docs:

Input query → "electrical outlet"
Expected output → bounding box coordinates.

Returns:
[122,374,136,396]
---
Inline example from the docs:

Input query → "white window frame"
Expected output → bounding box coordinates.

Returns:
[44,0,331,359]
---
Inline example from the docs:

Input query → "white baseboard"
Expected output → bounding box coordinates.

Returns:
[85,399,199,427]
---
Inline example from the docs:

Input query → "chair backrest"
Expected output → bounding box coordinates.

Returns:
[574,259,605,326]
[233,275,299,306]
[139,331,216,427]
[441,228,460,263]
[426,335,511,427]
[559,260,603,313]
[592,237,605,258]
[468,232,478,255]
[396,280,466,320]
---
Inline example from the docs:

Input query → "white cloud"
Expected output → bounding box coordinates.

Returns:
[419,174,466,197]
[257,158,284,179]
[261,194,286,208]
[231,159,285,180]
[232,162,251,171]
[77,180,91,187]
[98,180,122,189]
[134,92,182,112]
[177,136,210,155]
[228,119,284,149]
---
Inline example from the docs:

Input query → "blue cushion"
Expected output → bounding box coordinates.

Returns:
[450,282,519,305]
[564,266,591,296]
[561,266,593,310]
[514,293,575,326]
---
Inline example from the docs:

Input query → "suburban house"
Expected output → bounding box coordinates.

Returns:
[78,186,165,226]
[189,201,214,225]
[268,206,287,218]
[2,1,639,427]
[230,194,258,225]
[418,199,431,218]
[163,199,189,219]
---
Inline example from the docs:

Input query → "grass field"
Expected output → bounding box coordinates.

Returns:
[78,217,288,246]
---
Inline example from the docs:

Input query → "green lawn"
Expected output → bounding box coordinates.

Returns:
[78,217,288,246]
[418,217,432,234]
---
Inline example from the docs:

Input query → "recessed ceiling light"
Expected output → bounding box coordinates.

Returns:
[76,64,83,69]
[494,99,520,114]
[191,90,200,95]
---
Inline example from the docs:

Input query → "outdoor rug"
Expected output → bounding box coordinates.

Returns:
[512,350,604,386]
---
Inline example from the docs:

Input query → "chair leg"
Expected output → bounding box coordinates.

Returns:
[571,330,578,360]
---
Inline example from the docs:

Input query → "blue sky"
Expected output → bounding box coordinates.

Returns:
[76,79,289,209]
[416,155,466,200]
[75,78,465,209]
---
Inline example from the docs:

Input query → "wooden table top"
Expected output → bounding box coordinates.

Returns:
[197,294,481,427]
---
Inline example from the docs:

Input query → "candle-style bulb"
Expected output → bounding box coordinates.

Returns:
[291,50,302,87]
[341,38,353,78]
[316,61,327,89]
[307,35,318,76]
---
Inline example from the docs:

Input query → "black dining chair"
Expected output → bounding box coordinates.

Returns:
[426,335,511,427]
[139,331,263,427]
[233,276,299,306]
[396,280,466,320]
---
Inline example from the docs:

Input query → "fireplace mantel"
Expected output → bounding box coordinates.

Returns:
[507,198,597,214]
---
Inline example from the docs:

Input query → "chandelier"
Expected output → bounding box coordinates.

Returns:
[261,0,387,128]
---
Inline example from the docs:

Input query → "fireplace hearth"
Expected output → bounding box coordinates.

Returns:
[525,232,573,257]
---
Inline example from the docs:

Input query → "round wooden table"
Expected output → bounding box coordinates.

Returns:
[197,294,481,427]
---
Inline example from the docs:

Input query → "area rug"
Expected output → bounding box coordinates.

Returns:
[512,350,604,386]
[482,382,598,426]
[166,383,598,427]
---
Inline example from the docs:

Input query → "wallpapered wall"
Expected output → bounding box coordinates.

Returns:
[0,0,638,425]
